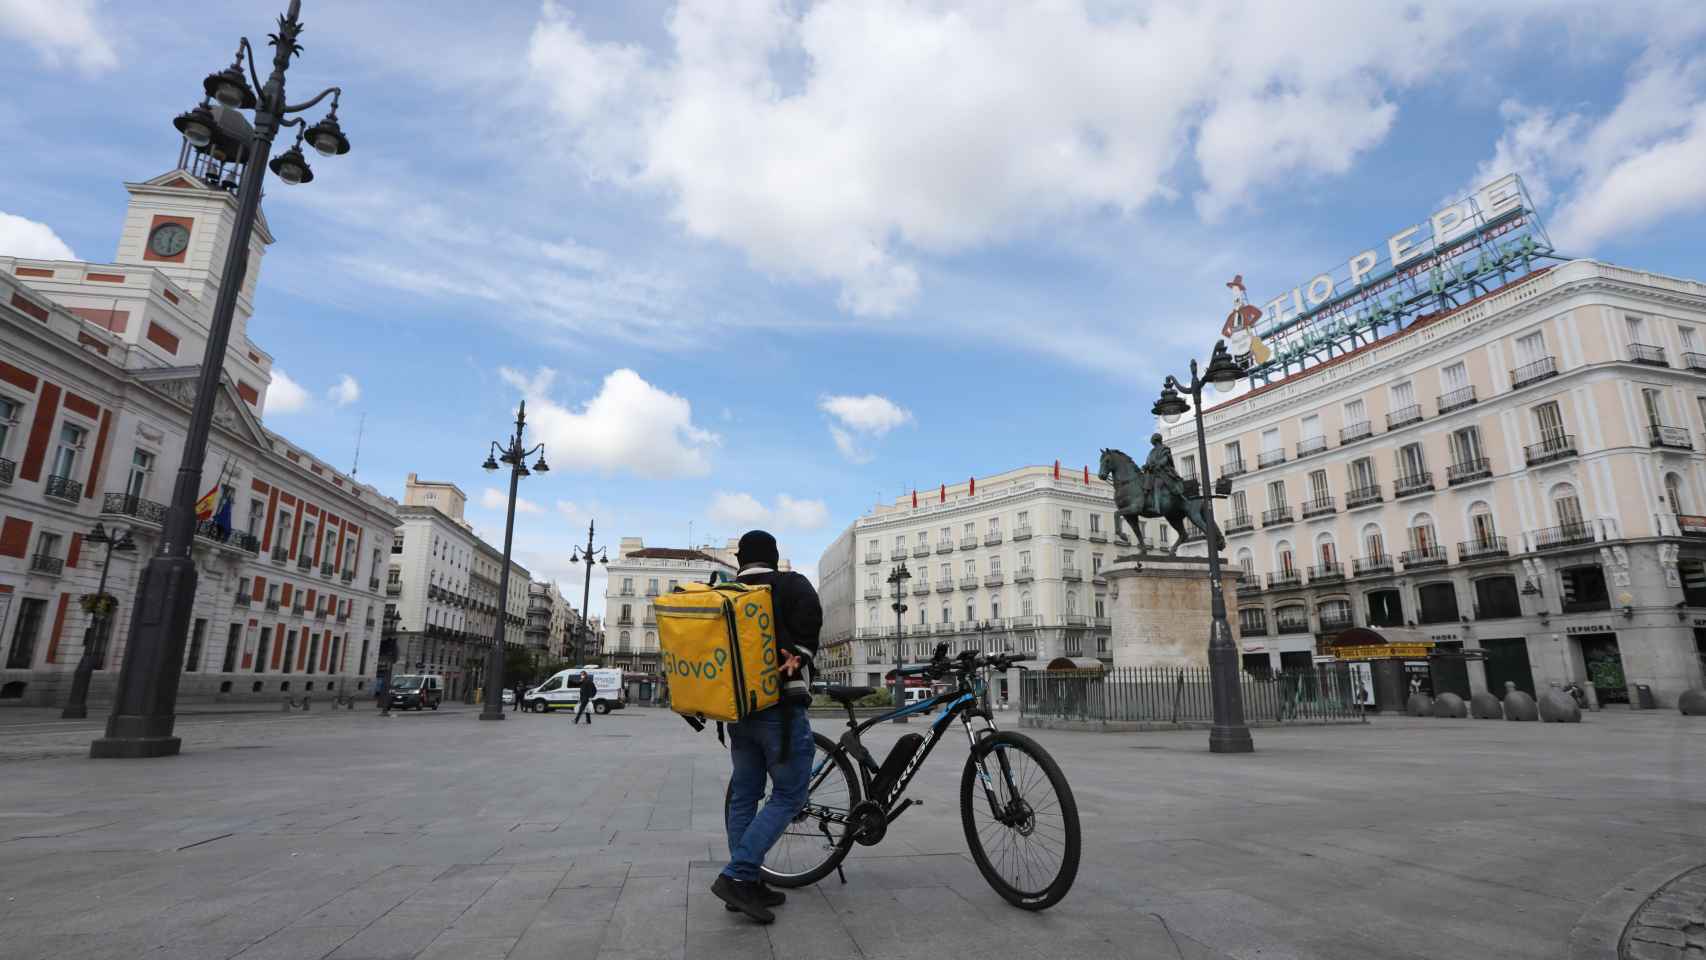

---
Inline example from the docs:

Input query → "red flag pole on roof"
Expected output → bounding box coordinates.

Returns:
[969,476,975,496]
[1084,465,1090,483]
[940,483,945,503]
[912,489,918,509]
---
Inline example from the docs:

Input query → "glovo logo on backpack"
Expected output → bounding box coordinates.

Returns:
[654,583,781,723]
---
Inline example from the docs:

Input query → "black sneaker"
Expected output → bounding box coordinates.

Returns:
[724,881,785,911]
[711,875,774,924]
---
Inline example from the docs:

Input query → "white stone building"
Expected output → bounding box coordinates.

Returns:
[1170,258,1706,707]
[386,474,528,698]
[1,167,396,707]
[526,579,575,656]
[817,466,1128,691]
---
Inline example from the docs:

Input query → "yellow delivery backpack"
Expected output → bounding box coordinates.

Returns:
[654,582,782,723]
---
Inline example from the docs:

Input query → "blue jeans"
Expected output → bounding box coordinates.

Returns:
[722,706,814,882]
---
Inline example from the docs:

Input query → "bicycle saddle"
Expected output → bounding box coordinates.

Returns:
[823,685,875,704]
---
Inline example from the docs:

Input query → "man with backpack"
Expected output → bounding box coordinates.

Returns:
[574,671,597,724]
[711,530,821,924]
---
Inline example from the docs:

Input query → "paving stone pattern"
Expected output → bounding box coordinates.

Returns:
[1624,866,1706,960]
[0,703,1701,959]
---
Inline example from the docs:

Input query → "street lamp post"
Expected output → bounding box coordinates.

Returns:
[62,523,136,719]
[378,607,399,717]
[569,521,607,665]
[91,0,351,759]
[1153,340,1254,755]
[479,401,549,721]
[887,562,911,713]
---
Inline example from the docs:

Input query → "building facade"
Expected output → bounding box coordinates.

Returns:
[602,539,739,676]
[1,171,396,707]
[387,474,529,697]
[817,466,1126,689]
[1171,259,1706,706]
[525,579,575,656]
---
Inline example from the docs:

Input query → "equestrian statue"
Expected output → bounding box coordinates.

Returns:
[1099,435,1226,555]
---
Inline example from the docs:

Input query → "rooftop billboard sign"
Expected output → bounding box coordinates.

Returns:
[1227,173,1557,384]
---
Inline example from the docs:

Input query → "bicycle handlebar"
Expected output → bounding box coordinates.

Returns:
[894,646,1028,681]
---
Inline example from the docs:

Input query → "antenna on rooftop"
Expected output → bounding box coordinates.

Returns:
[349,413,365,478]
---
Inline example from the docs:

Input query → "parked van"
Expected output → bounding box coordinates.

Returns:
[389,674,444,711]
[527,667,626,715]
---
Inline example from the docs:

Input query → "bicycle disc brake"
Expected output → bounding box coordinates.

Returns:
[849,799,888,846]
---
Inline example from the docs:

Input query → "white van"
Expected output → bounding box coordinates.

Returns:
[527,667,625,714]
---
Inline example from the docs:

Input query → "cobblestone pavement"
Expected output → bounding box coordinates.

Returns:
[1624,866,1706,960]
[0,704,1701,959]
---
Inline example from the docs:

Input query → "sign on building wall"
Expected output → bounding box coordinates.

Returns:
[1236,173,1557,385]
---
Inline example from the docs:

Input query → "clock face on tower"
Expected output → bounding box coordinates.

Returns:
[147,222,190,258]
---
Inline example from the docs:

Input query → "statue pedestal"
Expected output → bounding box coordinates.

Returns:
[1105,556,1240,670]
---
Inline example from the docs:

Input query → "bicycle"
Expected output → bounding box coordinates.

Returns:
[723,645,1081,910]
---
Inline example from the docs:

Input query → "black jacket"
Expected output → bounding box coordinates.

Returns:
[578,676,597,697]
[734,567,822,664]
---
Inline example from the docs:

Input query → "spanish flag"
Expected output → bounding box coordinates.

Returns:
[194,483,221,521]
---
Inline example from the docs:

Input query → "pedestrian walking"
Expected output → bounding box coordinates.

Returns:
[711,530,821,924]
[512,681,523,712]
[574,671,597,724]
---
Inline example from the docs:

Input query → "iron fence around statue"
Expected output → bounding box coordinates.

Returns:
[1020,665,1364,724]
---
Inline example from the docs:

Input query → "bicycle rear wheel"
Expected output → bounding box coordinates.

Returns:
[960,731,1080,910]
[722,730,862,888]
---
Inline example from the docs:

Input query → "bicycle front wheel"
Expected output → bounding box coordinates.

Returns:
[724,731,861,888]
[960,731,1080,910]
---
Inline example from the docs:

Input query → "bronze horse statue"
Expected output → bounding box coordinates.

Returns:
[1098,447,1225,554]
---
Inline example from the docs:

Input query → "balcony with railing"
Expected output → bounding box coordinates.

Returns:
[1686,352,1706,373]
[1013,567,1035,583]
[1319,610,1355,632]
[1353,554,1393,577]
[1296,435,1329,459]
[1275,612,1311,635]
[231,534,261,555]
[1524,433,1576,466]
[1257,448,1287,469]
[102,493,166,523]
[983,531,1003,547]
[1012,525,1032,541]
[295,554,313,570]
[44,474,82,503]
[1088,527,1108,543]
[1266,569,1302,590]
[890,549,908,561]
[936,540,954,554]
[863,587,882,600]
[291,603,305,616]
[911,543,931,557]
[1531,522,1596,550]
[235,590,252,606]
[1393,472,1433,499]
[385,581,402,596]
[1008,615,1039,629]
[911,581,930,596]
[956,536,976,550]
[1236,578,1263,597]
[264,598,280,611]
[1060,566,1082,581]
[320,562,335,578]
[865,553,882,565]
[1308,561,1344,582]
[369,576,381,592]
[1650,424,1692,450]
[1221,457,1247,479]
[957,576,978,591]
[1629,342,1668,366]
[1386,404,1423,430]
[1237,611,1268,636]
[29,553,63,576]
[1400,545,1448,569]
[1338,421,1373,445]
[1457,536,1509,561]
[1447,458,1492,485]
[1511,355,1558,388]
[984,572,1006,587]
[936,580,955,593]
[1301,496,1336,519]
[1438,383,1478,413]
[0,456,13,485]
[1223,513,1254,535]
[272,545,289,563]
[1344,484,1382,509]
[1058,525,1080,540]
[1062,614,1090,628]
[1262,506,1294,527]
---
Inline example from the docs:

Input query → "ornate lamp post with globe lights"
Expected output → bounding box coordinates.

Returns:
[478,402,549,721]
[1152,340,1255,754]
[887,562,911,714]
[569,522,608,665]
[92,1,352,758]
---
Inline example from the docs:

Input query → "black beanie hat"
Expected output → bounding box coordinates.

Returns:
[736,530,779,567]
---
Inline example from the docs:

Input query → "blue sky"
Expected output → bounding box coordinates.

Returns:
[4,1,1706,612]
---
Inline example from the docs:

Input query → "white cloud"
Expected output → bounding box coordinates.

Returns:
[499,366,718,478]
[820,393,909,462]
[266,369,309,415]
[819,394,912,436]
[1467,58,1706,251]
[0,211,75,259]
[0,0,118,76]
[708,491,830,532]
[528,0,1632,313]
[327,374,361,407]
[481,487,542,514]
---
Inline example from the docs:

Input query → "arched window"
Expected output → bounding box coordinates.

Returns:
[1236,547,1254,575]
[645,630,656,649]
[1665,472,1687,514]
[619,629,630,650]
[965,600,975,622]
[1314,532,1337,567]
[1550,482,1584,528]
[867,605,877,625]
[990,594,1002,620]
[1408,512,1437,553]
[1361,523,1385,561]
[1274,540,1295,573]
[1021,591,1033,616]
[1065,591,1078,614]
[1467,501,1496,546]
[941,603,952,623]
